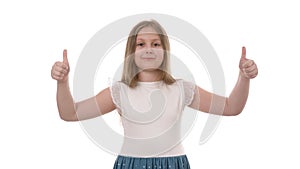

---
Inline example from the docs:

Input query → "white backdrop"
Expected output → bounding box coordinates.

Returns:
[1,0,299,168]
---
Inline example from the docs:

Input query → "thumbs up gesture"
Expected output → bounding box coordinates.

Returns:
[51,49,70,82]
[239,47,258,79]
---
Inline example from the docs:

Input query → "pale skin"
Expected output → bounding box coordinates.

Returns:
[51,28,258,121]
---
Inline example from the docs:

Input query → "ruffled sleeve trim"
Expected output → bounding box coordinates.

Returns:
[182,80,196,106]
[109,81,122,110]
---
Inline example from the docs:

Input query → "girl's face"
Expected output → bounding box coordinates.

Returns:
[134,27,164,71]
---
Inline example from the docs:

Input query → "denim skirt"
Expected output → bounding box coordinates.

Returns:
[113,155,191,169]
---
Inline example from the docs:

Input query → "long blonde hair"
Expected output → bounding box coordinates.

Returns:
[121,19,176,88]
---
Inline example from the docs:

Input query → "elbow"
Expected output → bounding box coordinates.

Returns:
[60,116,76,122]
[233,110,242,116]
[223,99,243,116]
[59,111,78,122]
[223,105,244,116]
[223,110,242,116]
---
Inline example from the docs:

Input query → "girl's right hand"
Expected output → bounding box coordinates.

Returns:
[51,49,70,83]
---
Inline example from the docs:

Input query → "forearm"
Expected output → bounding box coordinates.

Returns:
[225,71,250,115]
[56,80,77,121]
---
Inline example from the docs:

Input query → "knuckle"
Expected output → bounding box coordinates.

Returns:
[55,61,61,66]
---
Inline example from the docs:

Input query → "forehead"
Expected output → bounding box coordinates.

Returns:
[138,26,157,34]
[136,27,161,40]
[136,34,161,41]
[136,27,160,41]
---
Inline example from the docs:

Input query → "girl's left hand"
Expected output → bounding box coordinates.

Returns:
[239,47,258,79]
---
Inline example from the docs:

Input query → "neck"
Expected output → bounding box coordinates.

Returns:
[138,69,162,82]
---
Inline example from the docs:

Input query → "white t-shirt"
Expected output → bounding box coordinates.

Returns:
[110,79,196,157]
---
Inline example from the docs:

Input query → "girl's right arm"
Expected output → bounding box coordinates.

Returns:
[51,49,116,121]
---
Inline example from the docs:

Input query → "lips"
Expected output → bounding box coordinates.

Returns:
[141,55,156,59]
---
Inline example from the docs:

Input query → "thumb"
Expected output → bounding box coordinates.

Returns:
[241,46,247,60]
[63,49,69,65]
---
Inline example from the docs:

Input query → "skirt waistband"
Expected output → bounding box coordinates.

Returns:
[113,154,190,169]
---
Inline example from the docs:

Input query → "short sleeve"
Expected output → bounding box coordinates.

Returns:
[109,81,121,109]
[182,80,196,106]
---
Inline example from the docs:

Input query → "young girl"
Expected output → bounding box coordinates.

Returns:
[51,20,258,169]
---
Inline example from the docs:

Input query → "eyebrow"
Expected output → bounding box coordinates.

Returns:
[136,38,161,41]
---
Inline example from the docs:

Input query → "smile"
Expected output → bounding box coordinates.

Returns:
[141,55,156,59]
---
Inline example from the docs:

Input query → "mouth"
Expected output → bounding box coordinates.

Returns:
[141,55,156,59]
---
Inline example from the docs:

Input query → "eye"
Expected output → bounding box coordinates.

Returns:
[153,43,161,47]
[136,43,144,47]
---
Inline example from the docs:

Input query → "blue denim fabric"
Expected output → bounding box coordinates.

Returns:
[113,155,191,169]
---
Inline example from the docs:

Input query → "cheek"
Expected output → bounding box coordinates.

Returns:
[154,49,164,58]
[134,54,142,66]
[134,49,143,58]
[134,50,141,61]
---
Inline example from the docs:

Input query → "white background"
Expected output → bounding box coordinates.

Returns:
[1,0,299,168]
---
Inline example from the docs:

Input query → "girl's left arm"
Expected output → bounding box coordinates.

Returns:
[188,47,258,116]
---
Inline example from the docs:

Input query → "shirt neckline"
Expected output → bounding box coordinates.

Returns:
[136,80,164,87]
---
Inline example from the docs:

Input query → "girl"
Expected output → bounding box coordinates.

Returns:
[51,20,258,169]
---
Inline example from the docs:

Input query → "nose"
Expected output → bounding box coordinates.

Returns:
[145,45,153,54]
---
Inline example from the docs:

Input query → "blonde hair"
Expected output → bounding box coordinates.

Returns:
[121,19,176,88]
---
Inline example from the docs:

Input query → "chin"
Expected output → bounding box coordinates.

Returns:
[140,68,159,72]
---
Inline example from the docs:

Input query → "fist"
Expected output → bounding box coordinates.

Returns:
[239,47,258,79]
[51,49,70,82]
